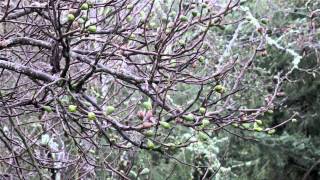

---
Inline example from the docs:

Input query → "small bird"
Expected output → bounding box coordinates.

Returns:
[50,41,61,74]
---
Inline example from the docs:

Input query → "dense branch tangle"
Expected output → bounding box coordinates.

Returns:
[0,0,278,179]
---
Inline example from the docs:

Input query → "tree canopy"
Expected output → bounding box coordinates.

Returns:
[0,0,319,179]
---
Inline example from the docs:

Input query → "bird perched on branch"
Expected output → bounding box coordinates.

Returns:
[50,41,61,74]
